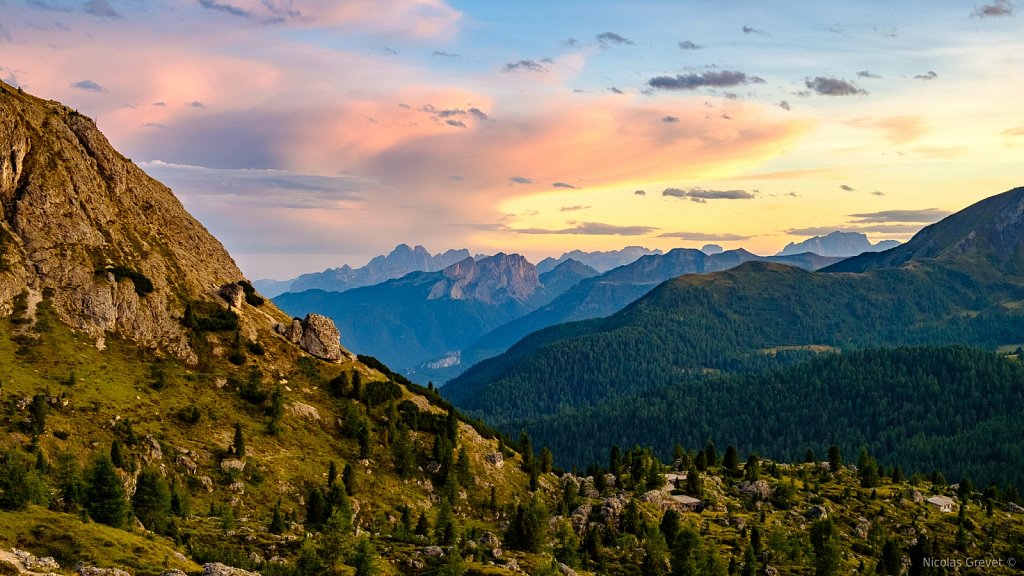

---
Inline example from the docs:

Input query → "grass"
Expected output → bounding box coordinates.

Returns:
[0,506,199,575]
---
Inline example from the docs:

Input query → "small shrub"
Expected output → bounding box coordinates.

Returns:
[177,405,202,424]
[103,266,154,296]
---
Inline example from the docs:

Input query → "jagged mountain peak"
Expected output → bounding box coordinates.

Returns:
[430,252,540,303]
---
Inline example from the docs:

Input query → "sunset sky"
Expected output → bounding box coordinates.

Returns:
[2,0,1022,278]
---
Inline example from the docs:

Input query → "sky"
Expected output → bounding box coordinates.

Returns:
[1,0,1022,279]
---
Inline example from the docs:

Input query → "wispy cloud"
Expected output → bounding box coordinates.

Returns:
[197,0,251,18]
[914,71,938,81]
[634,190,647,196]
[662,115,680,123]
[432,50,459,57]
[857,70,881,79]
[559,204,589,211]
[596,32,634,49]
[658,231,751,241]
[553,182,577,189]
[678,40,703,50]
[648,70,762,90]
[510,222,657,236]
[662,187,755,200]
[974,0,1014,17]
[805,77,867,96]
[503,59,547,73]
[84,0,120,18]
[509,176,534,184]
[742,25,770,36]
[840,184,855,191]
[847,208,950,223]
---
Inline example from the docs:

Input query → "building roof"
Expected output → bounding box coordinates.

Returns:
[672,494,702,505]
[927,495,955,507]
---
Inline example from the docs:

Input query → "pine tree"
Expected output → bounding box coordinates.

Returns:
[28,395,47,436]
[723,445,739,474]
[85,453,127,527]
[343,462,356,495]
[170,480,190,518]
[0,449,32,510]
[232,423,245,458]
[642,525,669,576]
[415,510,431,539]
[327,460,338,488]
[393,425,415,478]
[269,498,286,534]
[349,538,378,576]
[435,497,456,545]
[132,466,171,533]
[810,518,842,576]
[306,486,329,530]
[703,441,717,468]
[110,439,126,470]
[455,445,473,488]
[539,447,554,473]
[660,508,681,547]
[54,450,84,513]
[744,454,761,482]
[622,498,643,536]
[827,446,842,473]
[267,386,284,435]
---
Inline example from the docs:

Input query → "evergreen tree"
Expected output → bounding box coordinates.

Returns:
[232,423,245,458]
[609,445,621,479]
[343,462,356,495]
[350,537,378,576]
[415,510,431,539]
[455,445,473,488]
[269,498,286,534]
[358,425,371,459]
[642,525,669,576]
[553,518,580,568]
[744,454,761,482]
[28,394,47,436]
[305,486,329,530]
[827,446,842,473]
[723,445,740,474]
[435,496,456,545]
[132,467,171,533]
[703,441,717,468]
[267,386,284,435]
[622,498,644,536]
[741,544,757,576]
[660,508,681,547]
[0,449,32,510]
[85,453,127,527]
[110,439,126,470]
[54,450,84,513]
[393,425,415,478]
[170,480,190,518]
[686,466,704,497]
[520,432,534,472]
[539,447,554,474]
[327,460,338,488]
[805,449,816,463]
[810,518,842,576]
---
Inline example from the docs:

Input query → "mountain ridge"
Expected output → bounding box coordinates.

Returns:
[778,231,900,257]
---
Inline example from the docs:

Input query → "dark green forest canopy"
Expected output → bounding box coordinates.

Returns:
[487,346,1024,489]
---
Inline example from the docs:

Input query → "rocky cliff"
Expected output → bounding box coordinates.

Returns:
[0,81,344,363]
[427,253,541,304]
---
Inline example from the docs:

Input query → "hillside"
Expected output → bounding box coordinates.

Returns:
[445,188,1024,487]
[442,248,843,384]
[0,81,544,575]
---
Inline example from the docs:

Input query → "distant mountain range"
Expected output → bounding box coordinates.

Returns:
[274,254,598,373]
[254,243,471,297]
[536,246,663,273]
[444,187,1024,474]
[428,248,842,383]
[778,231,900,257]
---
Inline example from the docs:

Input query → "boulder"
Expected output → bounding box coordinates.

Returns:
[422,546,444,557]
[219,283,244,308]
[807,505,828,520]
[287,402,320,421]
[160,571,188,576]
[202,563,262,576]
[220,459,246,472]
[142,435,163,463]
[275,314,344,362]
[76,567,131,576]
[1007,502,1024,514]
[738,480,774,500]
[479,532,502,549]
[484,452,504,467]
[558,563,579,576]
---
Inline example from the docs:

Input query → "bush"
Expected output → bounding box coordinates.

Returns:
[103,266,154,296]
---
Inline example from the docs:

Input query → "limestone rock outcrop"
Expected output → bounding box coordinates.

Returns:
[275,313,344,362]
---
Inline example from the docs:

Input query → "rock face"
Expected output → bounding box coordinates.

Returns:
[219,283,244,308]
[427,253,541,304]
[778,231,899,258]
[275,314,344,362]
[0,81,245,362]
